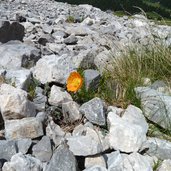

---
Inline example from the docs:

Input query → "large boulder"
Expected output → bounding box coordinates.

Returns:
[0,21,24,43]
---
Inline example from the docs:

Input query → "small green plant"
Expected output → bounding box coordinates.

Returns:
[153,160,162,171]
[66,15,75,23]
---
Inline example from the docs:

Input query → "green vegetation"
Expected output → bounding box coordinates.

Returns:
[66,15,75,23]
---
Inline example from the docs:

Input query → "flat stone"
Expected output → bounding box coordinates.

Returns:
[5,117,44,140]
[17,138,32,154]
[32,136,52,162]
[79,97,106,126]
[0,21,24,43]
[0,41,40,69]
[64,35,78,45]
[48,85,72,106]
[2,153,43,171]
[83,166,107,171]
[0,84,36,120]
[46,144,77,171]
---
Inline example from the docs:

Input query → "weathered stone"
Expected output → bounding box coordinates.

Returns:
[105,151,123,171]
[4,69,31,90]
[62,101,81,123]
[158,159,171,171]
[5,117,43,140]
[122,105,148,132]
[0,84,36,120]
[0,41,41,69]
[2,153,43,171]
[46,144,77,171]
[79,97,106,126]
[85,155,106,169]
[67,127,105,156]
[33,87,47,111]
[48,85,72,106]
[17,138,32,154]
[108,112,147,153]
[135,86,171,130]
[140,137,171,160]
[0,140,17,161]
[64,35,78,45]
[83,69,100,91]
[122,152,152,171]
[46,119,65,146]
[0,21,25,43]
[33,54,75,84]
[32,136,52,162]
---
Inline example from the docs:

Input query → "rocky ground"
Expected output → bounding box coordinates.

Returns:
[0,0,171,171]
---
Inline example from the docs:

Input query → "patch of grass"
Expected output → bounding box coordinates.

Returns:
[97,45,171,108]
[153,159,162,171]
[66,15,75,23]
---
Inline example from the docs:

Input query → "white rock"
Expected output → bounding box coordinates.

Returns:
[2,153,43,171]
[108,112,147,153]
[48,85,72,106]
[5,117,44,140]
[0,84,36,120]
[158,159,171,171]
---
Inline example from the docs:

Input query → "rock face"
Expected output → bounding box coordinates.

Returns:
[0,84,36,120]
[0,21,25,43]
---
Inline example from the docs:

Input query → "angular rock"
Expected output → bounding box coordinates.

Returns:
[122,152,152,171]
[108,112,147,153]
[105,151,123,171]
[62,101,81,123]
[85,155,106,169]
[64,35,78,45]
[32,136,52,162]
[48,85,72,106]
[83,69,100,91]
[122,105,148,132]
[2,153,43,171]
[0,21,24,43]
[46,119,65,146]
[158,159,171,171]
[17,138,32,154]
[4,69,31,90]
[33,54,75,84]
[79,97,106,126]
[135,86,171,130]
[67,127,105,156]
[5,117,43,140]
[46,144,77,171]
[33,87,47,111]
[0,41,41,69]
[140,137,171,160]
[0,84,36,120]
[0,140,17,161]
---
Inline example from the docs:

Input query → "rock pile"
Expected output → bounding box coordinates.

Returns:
[0,0,171,170]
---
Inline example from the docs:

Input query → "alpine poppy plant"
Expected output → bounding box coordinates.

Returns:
[66,71,83,92]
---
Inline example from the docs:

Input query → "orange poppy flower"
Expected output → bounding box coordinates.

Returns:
[66,71,83,92]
